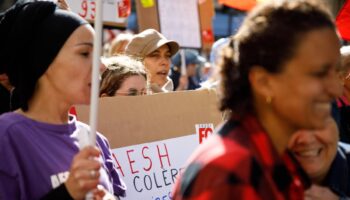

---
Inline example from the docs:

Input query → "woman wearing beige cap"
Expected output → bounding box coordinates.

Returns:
[125,29,179,93]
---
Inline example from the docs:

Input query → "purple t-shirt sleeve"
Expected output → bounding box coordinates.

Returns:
[0,139,20,199]
[0,116,23,199]
[96,133,127,197]
[0,113,126,199]
[0,173,20,199]
[0,113,79,199]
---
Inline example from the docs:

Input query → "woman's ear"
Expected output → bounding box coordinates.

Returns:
[249,66,274,99]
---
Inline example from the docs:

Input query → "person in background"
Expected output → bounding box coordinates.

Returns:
[288,116,350,200]
[199,37,230,90]
[336,45,350,143]
[107,32,133,57]
[172,0,341,199]
[99,55,147,97]
[200,61,214,83]
[339,46,350,103]
[209,37,230,69]
[170,49,206,91]
[125,29,179,93]
[0,1,125,199]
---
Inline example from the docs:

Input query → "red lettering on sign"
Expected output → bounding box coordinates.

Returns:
[157,144,171,168]
[79,0,88,18]
[90,1,96,20]
[142,146,153,171]
[112,153,125,177]
[199,127,213,144]
[126,149,139,174]
[79,0,96,20]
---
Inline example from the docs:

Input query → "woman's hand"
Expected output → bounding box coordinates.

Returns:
[304,185,339,200]
[57,0,70,11]
[92,185,118,200]
[64,146,102,200]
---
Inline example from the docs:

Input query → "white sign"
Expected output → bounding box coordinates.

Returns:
[112,134,198,200]
[66,0,130,24]
[157,0,201,48]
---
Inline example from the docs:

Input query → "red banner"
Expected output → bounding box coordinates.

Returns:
[118,0,131,18]
[336,0,350,41]
[218,0,257,11]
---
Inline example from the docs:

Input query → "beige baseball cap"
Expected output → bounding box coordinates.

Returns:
[125,29,179,57]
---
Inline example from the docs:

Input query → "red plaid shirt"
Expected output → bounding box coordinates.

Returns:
[172,115,310,200]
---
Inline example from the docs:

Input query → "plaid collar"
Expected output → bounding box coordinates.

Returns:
[220,115,311,191]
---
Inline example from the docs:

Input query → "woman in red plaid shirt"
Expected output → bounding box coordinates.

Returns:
[172,0,342,199]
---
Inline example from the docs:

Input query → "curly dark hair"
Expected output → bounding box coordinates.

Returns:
[220,0,335,117]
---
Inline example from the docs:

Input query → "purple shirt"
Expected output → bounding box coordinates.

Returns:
[0,112,126,199]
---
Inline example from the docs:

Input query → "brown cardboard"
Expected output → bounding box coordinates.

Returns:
[135,0,160,31]
[76,89,222,148]
[199,0,215,51]
[135,0,215,50]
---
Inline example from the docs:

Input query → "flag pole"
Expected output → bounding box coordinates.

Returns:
[180,49,187,76]
[89,0,103,147]
[86,0,102,199]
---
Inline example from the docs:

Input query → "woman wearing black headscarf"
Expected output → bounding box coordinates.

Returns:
[0,1,126,199]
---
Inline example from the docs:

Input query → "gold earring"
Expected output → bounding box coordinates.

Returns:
[266,96,272,104]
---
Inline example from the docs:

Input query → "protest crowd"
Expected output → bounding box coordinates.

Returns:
[1,0,350,199]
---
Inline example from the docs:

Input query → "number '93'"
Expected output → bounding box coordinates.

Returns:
[79,0,96,19]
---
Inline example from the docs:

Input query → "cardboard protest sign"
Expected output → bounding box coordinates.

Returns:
[157,0,201,49]
[135,0,215,50]
[199,0,215,51]
[76,89,222,199]
[66,0,130,27]
[76,89,222,147]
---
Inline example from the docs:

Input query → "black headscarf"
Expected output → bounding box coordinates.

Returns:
[0,1,88,111]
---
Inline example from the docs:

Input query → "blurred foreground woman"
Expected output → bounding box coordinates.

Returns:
[172,0,341,199]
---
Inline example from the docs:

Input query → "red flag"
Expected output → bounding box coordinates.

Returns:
[336,0,350,41]
[118,0,131,18]
[218,0,256,11]
[218,0,267,11]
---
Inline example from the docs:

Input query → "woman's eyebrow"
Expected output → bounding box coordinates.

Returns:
[75,42,93,47]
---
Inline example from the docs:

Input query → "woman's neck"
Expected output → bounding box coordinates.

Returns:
[255,102,295,156]
[312,175,326,185]
[20,89,71,124]
[259,116,293,155]
[152,77,168,88]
